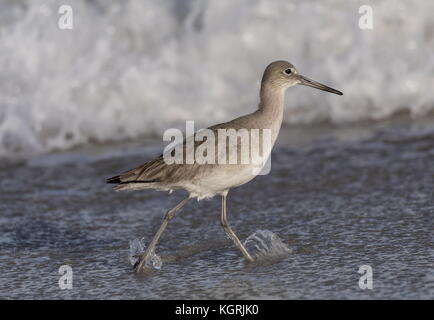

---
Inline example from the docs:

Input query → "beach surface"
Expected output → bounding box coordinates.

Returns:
[1,119,433,299]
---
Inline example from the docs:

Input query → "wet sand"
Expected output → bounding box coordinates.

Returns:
[0,119,433,299]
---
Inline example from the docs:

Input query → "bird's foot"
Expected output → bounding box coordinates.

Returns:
[134,249,162,273]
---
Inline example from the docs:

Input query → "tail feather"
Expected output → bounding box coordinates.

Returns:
[106,175,156,184]
[106,174,157,194]
[106,157,164,188]
[106,175,121,184]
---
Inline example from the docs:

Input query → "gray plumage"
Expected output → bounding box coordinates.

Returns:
[107,60,342,272]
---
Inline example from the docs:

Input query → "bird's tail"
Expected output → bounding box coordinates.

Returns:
[106,175,122,184]
[106,158,163,191]
[106,173,157,192]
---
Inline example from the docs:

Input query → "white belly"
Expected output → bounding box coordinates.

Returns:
[181,161,265,200]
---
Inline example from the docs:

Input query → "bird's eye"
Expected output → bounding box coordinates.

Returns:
[284,68,292,74]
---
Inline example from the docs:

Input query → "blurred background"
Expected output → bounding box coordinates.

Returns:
[1,0,433,158]
[1,0,433,300]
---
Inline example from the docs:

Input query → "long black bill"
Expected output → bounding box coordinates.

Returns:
[298,75,343,95]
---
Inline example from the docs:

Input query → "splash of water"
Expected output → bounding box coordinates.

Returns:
[243,230,292,260]
[128,238,162,270]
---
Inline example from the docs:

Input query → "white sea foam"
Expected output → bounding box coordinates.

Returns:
[1,0,433,157]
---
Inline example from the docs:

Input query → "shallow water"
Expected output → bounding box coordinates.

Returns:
[0,122,433,299]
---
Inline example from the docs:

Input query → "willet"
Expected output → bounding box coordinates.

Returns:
[107,60,342,273]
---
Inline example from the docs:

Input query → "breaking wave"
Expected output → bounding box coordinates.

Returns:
[1,0,434,157]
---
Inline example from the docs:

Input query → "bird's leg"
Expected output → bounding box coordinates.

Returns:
[135,196,191,273]
[220,194,254,262]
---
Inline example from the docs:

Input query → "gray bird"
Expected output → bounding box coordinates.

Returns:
[107,60,342,273]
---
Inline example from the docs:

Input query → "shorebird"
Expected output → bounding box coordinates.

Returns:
[107,60,342,273]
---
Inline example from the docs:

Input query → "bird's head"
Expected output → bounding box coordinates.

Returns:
[262,60,343,95]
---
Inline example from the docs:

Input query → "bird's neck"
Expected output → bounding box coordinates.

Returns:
[258,82,284,115]
[257,82,285,138]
